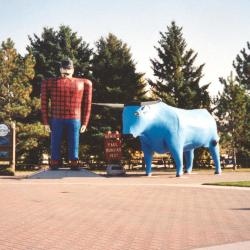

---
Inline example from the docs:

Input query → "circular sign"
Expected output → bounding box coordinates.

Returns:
[0,124,10,137]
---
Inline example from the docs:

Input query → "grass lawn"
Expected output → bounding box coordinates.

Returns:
[203,181,250,188]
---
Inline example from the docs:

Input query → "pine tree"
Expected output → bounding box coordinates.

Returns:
[233,42,250,91]
[90,33,148,159]
[93,33,147,104]
[149,21,210,109]
[0,39,45,163]
[215,72,248,167]
[27,25,93,97]
[232,43,250,164]
[92,33,147,130]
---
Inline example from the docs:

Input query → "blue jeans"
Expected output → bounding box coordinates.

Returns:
[50,118,81,161]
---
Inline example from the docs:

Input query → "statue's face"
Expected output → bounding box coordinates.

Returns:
[60,67,74,78]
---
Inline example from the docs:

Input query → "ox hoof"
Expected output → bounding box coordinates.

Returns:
[214,171,222,175]
[176,174,183,177]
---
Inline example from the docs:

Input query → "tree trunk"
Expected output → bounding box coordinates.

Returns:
[233,146,237,170]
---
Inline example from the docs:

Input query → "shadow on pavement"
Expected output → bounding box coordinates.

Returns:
[231,208,250,211]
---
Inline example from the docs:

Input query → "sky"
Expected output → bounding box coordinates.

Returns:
[1,0,250,95]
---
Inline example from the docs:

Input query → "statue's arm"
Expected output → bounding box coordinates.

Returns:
[81,79,93,133]
[41,80,50,132]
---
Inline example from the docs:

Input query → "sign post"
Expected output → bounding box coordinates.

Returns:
[0,123,16,174]
[104,131,125,176]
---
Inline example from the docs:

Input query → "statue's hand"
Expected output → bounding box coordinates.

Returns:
[80,125,86,133]
[44,125,51,133]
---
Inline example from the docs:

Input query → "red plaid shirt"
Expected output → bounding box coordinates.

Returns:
[41,77,92,126]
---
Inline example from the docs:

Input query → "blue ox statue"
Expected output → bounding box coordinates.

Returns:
[122,100,221,177]
[93,100,221,177]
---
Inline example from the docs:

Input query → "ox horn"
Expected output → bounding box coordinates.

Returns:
[92,103,124,109]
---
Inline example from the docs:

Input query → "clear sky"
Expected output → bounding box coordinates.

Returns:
[1,0,250,95]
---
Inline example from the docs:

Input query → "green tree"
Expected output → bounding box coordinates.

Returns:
[27,25,93,97]
[232,42,250,164]
[93,33,147,104]
[233,42,250,91]
[0,38,45,163]
[90,33,148,159]
[149,21,210,109]
[215,72,248,168]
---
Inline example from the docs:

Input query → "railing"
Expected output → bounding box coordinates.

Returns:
[14,156,249,171]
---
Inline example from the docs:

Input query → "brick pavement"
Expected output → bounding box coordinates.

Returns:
[0,170,249,250]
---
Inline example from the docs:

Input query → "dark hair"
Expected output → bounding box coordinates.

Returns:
[60,58,74,69]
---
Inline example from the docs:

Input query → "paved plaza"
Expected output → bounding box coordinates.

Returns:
[0,169,250,250]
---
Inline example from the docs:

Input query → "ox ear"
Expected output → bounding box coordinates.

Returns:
[92,103,124,109]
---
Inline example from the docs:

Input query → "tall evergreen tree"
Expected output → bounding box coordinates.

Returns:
[232,42,250,164]
[214,72,248,167]
[0,39,45,162]
[93,33,147,103]
[149,21,210,109]
[90,33,148,159]
[27,25,93,97]
[233,42,250,91]
[92,33,147,129]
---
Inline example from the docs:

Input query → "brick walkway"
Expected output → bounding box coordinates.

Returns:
[0,170,249,250]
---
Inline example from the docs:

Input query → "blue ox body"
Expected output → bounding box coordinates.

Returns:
[122,100,221,177]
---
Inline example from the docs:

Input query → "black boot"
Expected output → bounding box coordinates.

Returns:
[49,160,61,170]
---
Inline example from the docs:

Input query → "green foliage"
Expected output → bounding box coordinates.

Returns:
[0,39,46,162]
[27,25,93,97]
[231,42,250,164]
[214,72,249,165]
[93,33,147,104]
[0,39,34,121]
[233,42,250,91]
[90,33,148,159]
[243,95,250,160]
[149,21,211,109]
[0,167,15,176]
[16,122,48,163]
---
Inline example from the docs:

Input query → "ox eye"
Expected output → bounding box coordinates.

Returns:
[134,112,140,116]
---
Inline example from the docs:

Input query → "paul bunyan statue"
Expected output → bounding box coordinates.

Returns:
[41,58,92,170]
